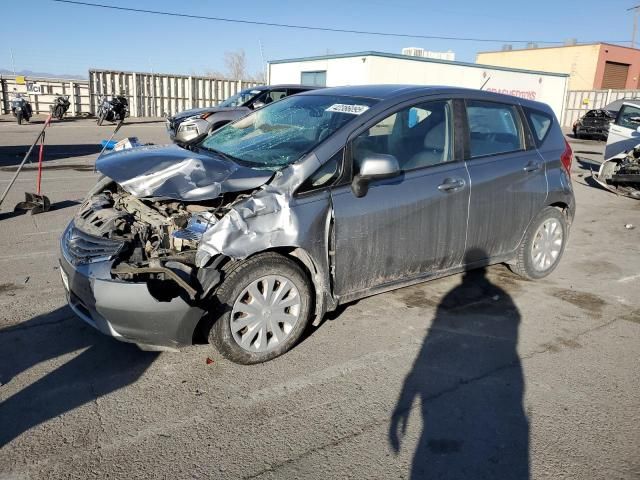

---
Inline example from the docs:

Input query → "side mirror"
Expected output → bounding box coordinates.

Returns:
[351,154,401,198]
[252,100,265,109]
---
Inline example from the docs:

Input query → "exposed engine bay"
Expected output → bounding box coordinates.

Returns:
[594,145,640,200]
[73,180,253,300]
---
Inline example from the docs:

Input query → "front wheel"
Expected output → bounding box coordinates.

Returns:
[209,253,312,364]
[97,109,105,126]
[16,111,23,125]
[510,207,568,280]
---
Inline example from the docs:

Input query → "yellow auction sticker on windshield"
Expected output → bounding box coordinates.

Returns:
[325,104,370,115]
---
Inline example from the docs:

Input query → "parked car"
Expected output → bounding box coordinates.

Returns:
[572,109,615,140]
[60,85,575,364]
[166,84,318,145]
[605,100,640,159]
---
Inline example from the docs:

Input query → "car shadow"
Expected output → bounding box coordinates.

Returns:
[0,200,81,221]
[0,306,158,448]
[575,156,601,171]
[389,249,529,479]
[0,144,102,167]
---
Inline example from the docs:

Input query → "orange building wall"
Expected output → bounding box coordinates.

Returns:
[594,44,640,89]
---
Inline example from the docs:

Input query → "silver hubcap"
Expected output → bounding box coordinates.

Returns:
[230,275,301,353]
[531,218,563,271]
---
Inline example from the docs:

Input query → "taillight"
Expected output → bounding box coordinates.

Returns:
[561,139,573,177]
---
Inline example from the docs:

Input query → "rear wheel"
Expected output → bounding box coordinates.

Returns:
[209,253,312,364]
[511,207,567,280]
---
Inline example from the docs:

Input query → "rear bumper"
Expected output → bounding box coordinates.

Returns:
[59,232,205,350]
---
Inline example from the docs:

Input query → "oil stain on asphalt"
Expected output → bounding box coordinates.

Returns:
[549,288,606,315]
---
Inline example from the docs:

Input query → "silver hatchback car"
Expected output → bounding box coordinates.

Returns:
[60,85,575,364]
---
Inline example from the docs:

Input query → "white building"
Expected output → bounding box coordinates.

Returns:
[402,47,456,61]
[268,51,569,120]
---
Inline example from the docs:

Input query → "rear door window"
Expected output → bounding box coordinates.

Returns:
[466,100,523,158]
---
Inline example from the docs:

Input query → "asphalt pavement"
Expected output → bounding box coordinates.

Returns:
[0,116,638,479]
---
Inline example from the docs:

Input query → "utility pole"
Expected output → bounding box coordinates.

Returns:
[258,39,266,84]
[148,57,156,117]
[10,48,16,75]
[628,4,640,48]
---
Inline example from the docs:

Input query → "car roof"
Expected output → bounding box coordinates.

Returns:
[251,84,320,91]
[295,84,546,105]
[296,84,444,99]
[605,98,640,112]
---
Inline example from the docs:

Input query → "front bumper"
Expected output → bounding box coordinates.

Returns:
[59,225,205,350]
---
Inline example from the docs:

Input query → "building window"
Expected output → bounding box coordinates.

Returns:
[301,71,327,87]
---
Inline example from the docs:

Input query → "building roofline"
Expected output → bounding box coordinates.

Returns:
[477,42,639,55]
[268,51,569,77]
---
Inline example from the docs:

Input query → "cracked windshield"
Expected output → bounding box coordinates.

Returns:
[200,95,377,169]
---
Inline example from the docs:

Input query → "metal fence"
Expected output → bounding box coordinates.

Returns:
[1,70,261,118]
[89,69,261,117]
[0,75,91,115]
[563,89,640,127]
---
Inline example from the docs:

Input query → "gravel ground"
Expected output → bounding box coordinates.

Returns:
[0,116,638,479]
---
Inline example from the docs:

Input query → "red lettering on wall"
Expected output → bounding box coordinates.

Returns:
[486,88,537,100]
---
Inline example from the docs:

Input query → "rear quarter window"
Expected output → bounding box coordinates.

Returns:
[524,108,553,146]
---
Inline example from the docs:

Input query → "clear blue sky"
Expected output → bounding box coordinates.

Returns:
[0,0,636,78]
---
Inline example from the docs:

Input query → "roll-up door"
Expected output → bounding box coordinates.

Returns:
[601,61,629,89]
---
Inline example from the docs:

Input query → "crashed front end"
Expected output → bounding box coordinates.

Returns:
[59,145,279,350]
[593,145,640,200]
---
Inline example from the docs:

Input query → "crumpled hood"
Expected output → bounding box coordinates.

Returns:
[96,144,272,201]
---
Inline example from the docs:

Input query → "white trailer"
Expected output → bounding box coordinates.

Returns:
[268,51,569,120]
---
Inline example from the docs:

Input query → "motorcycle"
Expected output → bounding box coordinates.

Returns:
[51,95,71,120]
[10,93,33,125]
[96,94,129,125]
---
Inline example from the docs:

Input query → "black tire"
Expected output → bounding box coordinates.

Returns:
[97,110,105,126]
[208,252,312,364]
[510,207,568,280]
[16,111,23,125]
[55,106,64,120]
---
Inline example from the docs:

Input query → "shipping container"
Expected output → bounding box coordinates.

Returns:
[268,51,569,120]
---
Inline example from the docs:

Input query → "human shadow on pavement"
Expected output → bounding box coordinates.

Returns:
[389,249,529,479]
[0,306,158,448]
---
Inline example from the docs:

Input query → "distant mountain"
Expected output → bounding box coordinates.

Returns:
[0,68,87,80]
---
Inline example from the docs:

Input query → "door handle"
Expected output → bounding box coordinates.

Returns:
[523,162,541,173]
[437,178,466,192]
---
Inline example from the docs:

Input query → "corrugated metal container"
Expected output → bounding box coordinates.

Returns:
[268,51,569,121]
